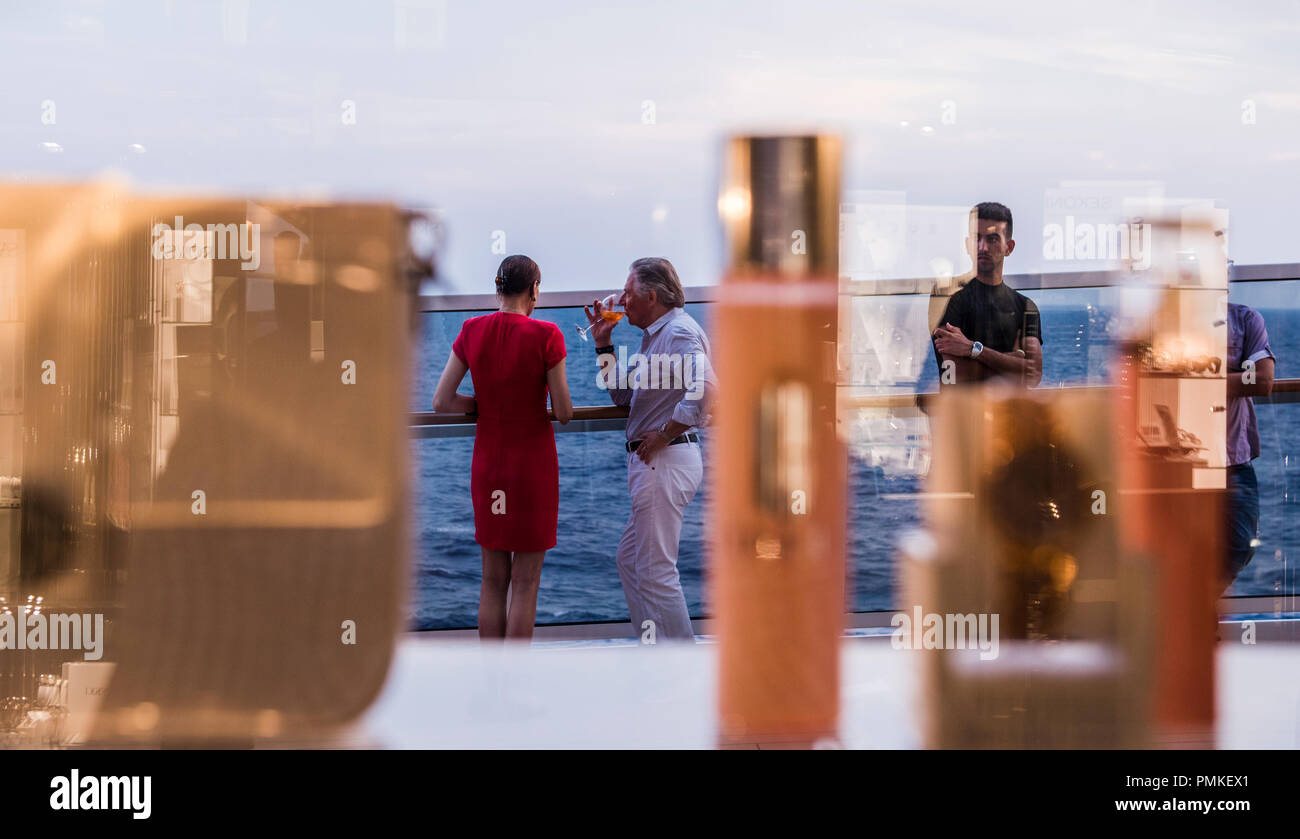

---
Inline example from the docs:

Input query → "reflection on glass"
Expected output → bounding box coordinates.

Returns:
[0,184,417,744]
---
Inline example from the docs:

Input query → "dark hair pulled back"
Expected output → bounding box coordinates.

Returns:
[495,254,540,296]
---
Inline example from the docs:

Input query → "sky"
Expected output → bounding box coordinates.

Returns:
[2,0,1298,298]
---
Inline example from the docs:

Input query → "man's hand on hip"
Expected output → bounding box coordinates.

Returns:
[636,432,670,465]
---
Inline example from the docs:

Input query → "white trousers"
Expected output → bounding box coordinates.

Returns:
[616,442,702,642]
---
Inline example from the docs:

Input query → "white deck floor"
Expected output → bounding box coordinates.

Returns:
[354,634,1300,749]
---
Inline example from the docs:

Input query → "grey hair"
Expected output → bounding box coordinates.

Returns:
[628,257,685,308]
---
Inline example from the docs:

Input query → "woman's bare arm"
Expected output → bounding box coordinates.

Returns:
[432,350,476,413]
[546,358,573,424]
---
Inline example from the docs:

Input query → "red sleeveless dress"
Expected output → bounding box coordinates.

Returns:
[451,312,566,552]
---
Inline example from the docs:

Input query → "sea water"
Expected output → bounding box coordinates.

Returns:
[409,300,1297,630]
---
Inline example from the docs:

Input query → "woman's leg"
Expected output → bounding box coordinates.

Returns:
[505,551,545,640]
[479,548,512,640]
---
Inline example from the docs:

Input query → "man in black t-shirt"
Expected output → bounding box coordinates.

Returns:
[932,202,1043,387]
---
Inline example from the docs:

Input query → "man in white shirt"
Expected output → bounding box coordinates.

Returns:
[585,257,716,642]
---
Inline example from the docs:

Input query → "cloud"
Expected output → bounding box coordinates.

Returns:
[1249,91,1300,111]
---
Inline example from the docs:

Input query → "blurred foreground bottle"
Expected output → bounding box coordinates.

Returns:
[905,207,1227,748]
[1113,208,1227,747]
[907,384,1153,748]
[0,182,426,746]
[712,135,846,747]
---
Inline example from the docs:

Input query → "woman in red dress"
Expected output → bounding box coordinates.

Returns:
[433,255,572,640]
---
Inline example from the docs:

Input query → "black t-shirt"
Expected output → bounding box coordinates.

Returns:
[933,279,1043,376]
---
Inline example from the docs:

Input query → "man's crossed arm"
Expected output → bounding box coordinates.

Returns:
[933,322,1042,387]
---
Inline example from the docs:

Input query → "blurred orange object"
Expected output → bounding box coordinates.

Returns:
[712,136,846,747]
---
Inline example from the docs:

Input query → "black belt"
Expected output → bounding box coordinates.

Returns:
[626,432,699,453]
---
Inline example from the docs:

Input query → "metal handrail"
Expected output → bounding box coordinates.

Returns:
[410,405,631,438]
[410,379,1300,433]
[410,405,630,425]
[418,261,1300,313]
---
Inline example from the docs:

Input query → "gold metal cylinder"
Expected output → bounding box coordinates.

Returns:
[713,135,845,747]
[719,135,841,278]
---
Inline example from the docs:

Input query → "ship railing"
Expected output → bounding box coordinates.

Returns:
[409,263,1300,632]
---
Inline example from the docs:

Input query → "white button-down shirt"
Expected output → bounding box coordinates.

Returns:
[601,307,717,441]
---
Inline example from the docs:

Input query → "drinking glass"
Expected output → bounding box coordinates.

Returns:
[575,294,624,342]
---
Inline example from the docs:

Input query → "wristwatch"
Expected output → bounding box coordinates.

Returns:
[969,341,984,358]
[656,423,674,443]
[596,345,615,355]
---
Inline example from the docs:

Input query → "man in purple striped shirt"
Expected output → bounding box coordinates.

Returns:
[1223,302,1276,590]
